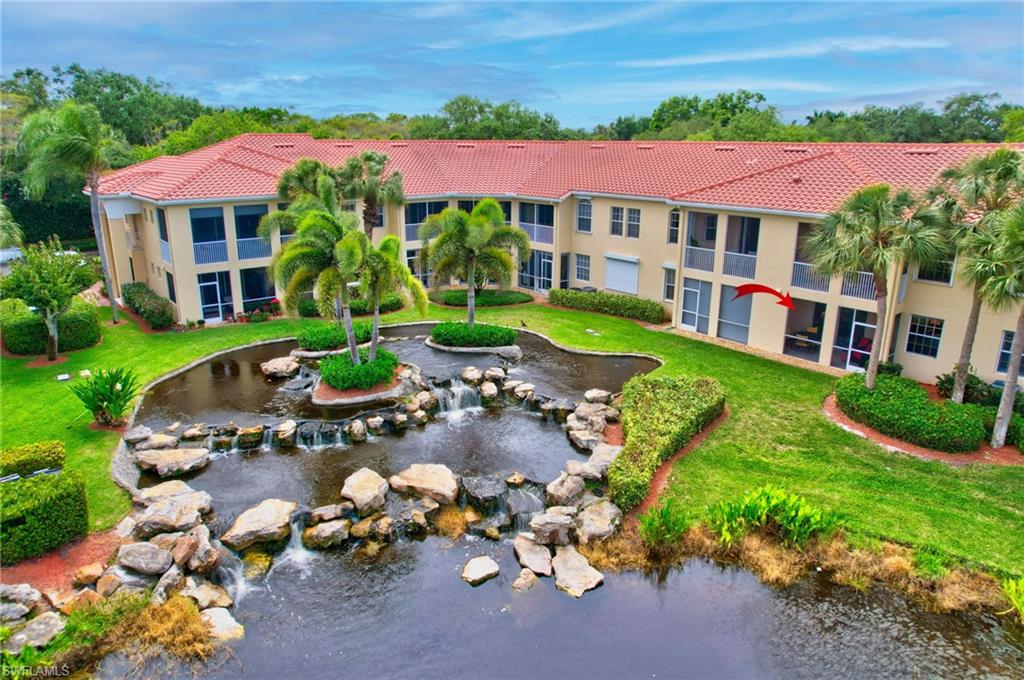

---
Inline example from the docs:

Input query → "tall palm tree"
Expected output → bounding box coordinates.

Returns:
[361,235,427,360]
[419,198,530,327]
[976,201,1024,447]
[258,158,342,243]
[931,148,1024,403]
[804,184,944,389]
[271,209,367,364]
[19,101,121,322]
[336,150,404,239]
[0,200,23,248]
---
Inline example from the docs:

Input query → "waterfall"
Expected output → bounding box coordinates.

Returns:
[506,485,546,532]
[213,542,255,605]
[267,516,315,580]
[432,378,483,424]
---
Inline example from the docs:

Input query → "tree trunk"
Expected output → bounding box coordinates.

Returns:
[865,274,889,390]
[951,285,983,403]
[44,311,58,361]
[991,302,1024,447]
[466,258,476,328]
[89,174,119,323]
[369,285,380,362]
[362,199,376,240]
[339,289,360,365]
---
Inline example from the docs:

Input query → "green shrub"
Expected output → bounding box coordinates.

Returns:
[548,288,665,323]
[706,484,839,548]
[429,289,533,307]
[638,499,691,554]
[0,298,100,355]
[121,282,174,330]
[298,298,320,318]
[296,322,371,351]
[935,369,1024,416]
[1,471,88,565]
[878,361,903,376]
[68,367,142,426]
[960,403,1024,447]
[296,294,402,318]
[607,374,726,510]
[320,347,400,391]
[430,321,516,347]
[834,373,987,453]
[0,441,66,477]
[1003,578,1024,623]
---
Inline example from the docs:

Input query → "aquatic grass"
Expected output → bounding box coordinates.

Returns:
[913,549,950,579]
[1001,578,1024,623]
[638,499,691,556]
[706,485,840,549]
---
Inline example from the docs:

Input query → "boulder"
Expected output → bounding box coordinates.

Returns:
[575,499,622,544]
[392,464,458,504]
[165,421,182,433]
[574,401,619,423]
[366,416,385,434]
[236,425,264,449]
[118,542,173,575]
[134,493,207,537]
[409,409,429,426]
[272,419,298,447]
[96,565,156,597]
[568,429,602,451]
[201,608,244,643]
[0,584,41,609]
[0,602,29,623]
[135,448,210,478]
[505,472,526,487]
[123,425,153,445]
[215,424,239,437]
[135,480,200,506]
[346,419,367,443]
[462,476,507,513]
[186,525,220,573]
[181,577,233,609]
[73,562,104,586]
[484,367,506,381]
[479,381,499,401]
[341,468,389,515]
[151,564,183,605]
[392,413,408,429]
[415,390,438,410]
[588,444,622,479]
[587,415,607,433]
[181,424,208,441]
[211,436,234,451]
[302,519,351,549]
[261,356,300,378]
[546,472,585,507]
[310,503,352,523]
[511,568,538,592]
[565,459,601,481]
[540,399,575,422]
[552,545,604,598]
[461,556,500,586]
[171,534,199,567]
[220,499,298,551]
[506,486,545,525]
[513,533,553,576]
[513,382,536,400]
[2,612,65,653]
[584,388,612,404]
[134,433,179,451]
[529,507,577,546]
[461,366,483,385]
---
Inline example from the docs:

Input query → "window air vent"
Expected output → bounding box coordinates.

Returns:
[903,149,938,156]
[390,142,409,148]
[456,143,476,148]
[506,143,526,148]
[589,144,606,149]
[334,143,354,148]
[714,145,736,151]
[272,143,295,149]
[792,175,802,184]
[637,144,655,150]
[782,147,809,153]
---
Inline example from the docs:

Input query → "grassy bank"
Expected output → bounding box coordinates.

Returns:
[1,302,1021,577]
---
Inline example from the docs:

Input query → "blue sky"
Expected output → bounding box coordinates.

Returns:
[2,1,1021,128]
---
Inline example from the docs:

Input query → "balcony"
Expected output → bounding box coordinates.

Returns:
[723,251,756,279]
[159,239,172,264]
[280,233,295,244]
[193,240,228,265]
[237,237,271,260]
[520,222,554,245]
[405,223,422,242]
[684,246,715,272]
[841,271,876,300]
[791,261,829,292]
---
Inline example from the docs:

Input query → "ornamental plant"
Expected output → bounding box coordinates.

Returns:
[320,347,400,391]
[69,367,142,426]
[430,321,516,348]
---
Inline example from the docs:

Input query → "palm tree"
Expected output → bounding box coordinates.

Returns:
[931,148,1024,403]
[361,235,427,360]
[19,101,121,322]
[258,158,342,243]
[977,201,1024,447]
[419,198,530,327]
[336,150,404,239]
[0,200,23,248]
[271,209,368,364]
[804,184,944,389]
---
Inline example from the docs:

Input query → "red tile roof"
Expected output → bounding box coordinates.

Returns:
[97,134,1023,215]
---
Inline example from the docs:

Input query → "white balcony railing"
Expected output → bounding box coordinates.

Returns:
[841,271,876,300]
[723,251,757,279]
[159,239,172,264]
[791,261,829,292]
[405,223,422,242]
[193,240,228,265]
[684,246,715,272]
[520,222,554,245]
[237,237,271,260]
[280,233,296,244]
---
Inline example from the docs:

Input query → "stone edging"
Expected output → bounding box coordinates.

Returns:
[423,336,524,361]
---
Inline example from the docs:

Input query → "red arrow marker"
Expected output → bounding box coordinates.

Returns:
[731,283,795,310]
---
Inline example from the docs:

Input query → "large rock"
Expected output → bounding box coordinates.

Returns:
[391,464,458,504]
[186,525,220,573]
[415,390,438,410]
[202,607,244,643]
[540,398,575,422]
[2,612,65,653]
[528,507,577,546]
[568,429,602,451]
[462,476,507,513]
[220,499,298,550]
[134,433,179,450]
[0,584,42,609]
[272,419,298,447]
[461,366,483,385]
[135,448,210,478]
[172,534,199,567]
[302,519,351,549]
[546,472,585,507]
[575,499,622,544]
[261,356,300,378]
[134,493,208,537]
[479,381,499,401]
[117,542,173,575]
[584,388,612,404]
[512,568,538,592]
[181,577,233,609]
[73,562,104,586]
[552,546,604,598]
[366,416,385,434]
[149,531,183,551]
[513,533,553,576]
[345,419,367,443]
[574,401,619,423]
[588,444,622,478]
[181,424,208,441]
[135,480,201,506]
[152,564,183,605]
[123,425,153,444]
[236,425,264,449]
[341,467,389,515]
[484,367,506,381]
[0,602,29,623]
[96,565,156,597]
[461,556,500,585]
[513,382,536,400]
[310,503,353,523]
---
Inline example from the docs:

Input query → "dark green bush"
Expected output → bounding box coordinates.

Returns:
[1,471,88,565]
[608,374,726,510]
[298,298,320,318]
[935,369,1024,416]
[960,403,1024,447]
[706,484,840,548]
[548,288,665,323]
[835,373,987,452]
[0,298,100,355]
[429,289,533,307]
[320,347,400,391]
[296,322,371,351]
[878,361,903,376]
[121,282,174,330]
[296,294,402,318]
[0,441,66,477]
[430,321,516,348]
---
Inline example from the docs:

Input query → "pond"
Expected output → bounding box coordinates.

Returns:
[126,324,1024,679]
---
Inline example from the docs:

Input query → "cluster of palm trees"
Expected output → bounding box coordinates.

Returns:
[805,148,1024,447]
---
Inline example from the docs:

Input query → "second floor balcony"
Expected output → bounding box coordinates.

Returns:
[193,240,228,265]
[684,246,714,272]
[519,222,554,245]
[791,261,829,292]
[237,237,271,260]
[159,239,172,264]
[723,251,756,279]
[841,271,876,300]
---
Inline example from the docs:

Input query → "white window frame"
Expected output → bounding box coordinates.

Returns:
[627,208,641,239]
[905,314,944,357]
[576,199,592,233]
[662,266,676,301]
[914,255,956,286]
[610,206,624,236]
[575,253,591,281]
[668,209,680,244]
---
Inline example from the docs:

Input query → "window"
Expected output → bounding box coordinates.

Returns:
[996,331,1024,373]
[604,254,639,294]
[241,267,275,310]
[680,278,712,334]
[459,199,512,223]
[404,201,448,241]
[342,200,357,212]
[663,267,676,301]
[704,215,718,242]
[157,209,169,242]
[916,257,955,285]
[277,202,289,211]
[233,204,268,240]
[610,207,624,236]
[575,254,590,281]
[905,315,944,357]
[518,202,554,244]
[519,250,553,290]
[189,207,225,243]
[627,208,641,238]
[668,209,680,244]
[165,272,176,303]
[718,284,752,344]
[576,199,592,233]
[406,248,430,286]
[376,204,385,229]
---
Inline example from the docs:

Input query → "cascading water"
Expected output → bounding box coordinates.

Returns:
[267,516,316,581]
[506,484,546,531]
[212,541,255,605]
[432,378,483,424]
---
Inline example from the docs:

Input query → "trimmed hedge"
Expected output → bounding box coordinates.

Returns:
[121,282,175,330]
[548,288,665,323]
[430,321,516,348]
[961,403,1024,447]
[296,322,371,351]
[1,471,88,565]
[608,374,727,510]
[834,373,987,453]
[297,294,402,318]
[936,370,1024,416]
[0,298,101,355]
[429,289,533,307]
[320,347,400,391]
[0,441,66,477]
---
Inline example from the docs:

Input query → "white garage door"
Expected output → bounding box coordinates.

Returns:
[604,254,639,294]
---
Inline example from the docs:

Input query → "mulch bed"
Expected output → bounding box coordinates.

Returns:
[0,531,123,593]
[312,365,403,402]
[89,422,126,433]
[24,355,69,368]
[823,394,1023,467]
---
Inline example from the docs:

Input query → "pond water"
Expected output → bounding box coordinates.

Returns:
[128,324,1024,679]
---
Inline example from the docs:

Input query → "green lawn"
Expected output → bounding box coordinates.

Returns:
[2,302,1021,576]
